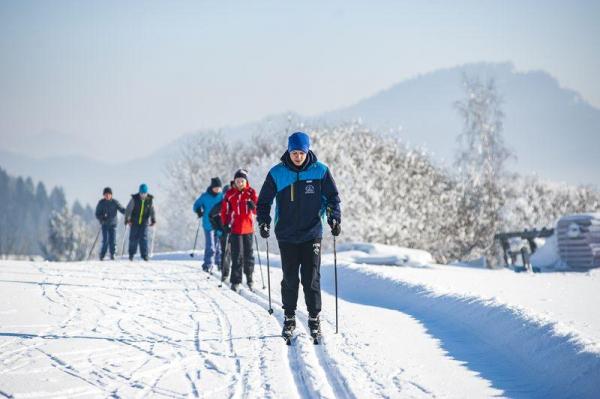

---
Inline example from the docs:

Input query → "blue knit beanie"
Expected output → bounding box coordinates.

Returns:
[288,132,310,153]
[139,183,148,194]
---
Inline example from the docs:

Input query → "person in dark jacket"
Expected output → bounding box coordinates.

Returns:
[125,183,156,261]
[95,187,125,260]
[257,131,341,339]
[221,170,258,292]
[192,177,224,271]
[208,183,231,281]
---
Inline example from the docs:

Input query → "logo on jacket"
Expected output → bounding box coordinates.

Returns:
[305,184,315,194]
[313,242,320,255]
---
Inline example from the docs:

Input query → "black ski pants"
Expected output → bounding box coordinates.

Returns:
[220,232,231,277]
[230,233,254,284]
[279,238,322,317]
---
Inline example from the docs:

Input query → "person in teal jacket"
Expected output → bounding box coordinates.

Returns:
[193,177,224,271]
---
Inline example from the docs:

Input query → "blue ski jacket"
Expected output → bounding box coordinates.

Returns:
[257,150,341,243]
[193,188,224,231]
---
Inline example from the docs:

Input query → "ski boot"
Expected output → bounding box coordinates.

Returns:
[282,315,296,345]
[308,315,321,345]
[247,280,254,292]
[110,254,115,260]
[231,283,240,293]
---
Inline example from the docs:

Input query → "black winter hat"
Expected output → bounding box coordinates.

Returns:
[210,177,222,188]
[103,187,112,195]
[234,169,248,180]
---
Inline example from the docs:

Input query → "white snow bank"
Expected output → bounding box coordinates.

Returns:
[531,234,564,269]
[336,242,434,267]
[322,260,600,398]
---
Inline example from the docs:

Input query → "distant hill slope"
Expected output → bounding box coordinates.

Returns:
[1,62,598,206]
[322,62,600,186]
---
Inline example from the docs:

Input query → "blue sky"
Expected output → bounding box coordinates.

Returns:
[1,0,599,160]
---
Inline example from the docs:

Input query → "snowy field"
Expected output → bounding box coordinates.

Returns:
[1,244,599,398]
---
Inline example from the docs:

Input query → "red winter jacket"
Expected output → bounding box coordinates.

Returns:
[221,185,258,235]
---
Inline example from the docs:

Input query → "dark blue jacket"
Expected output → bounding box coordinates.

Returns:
[257,150,341,243]
[95,198,125,226]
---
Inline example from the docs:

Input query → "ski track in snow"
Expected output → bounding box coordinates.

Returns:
[1,255,599,398]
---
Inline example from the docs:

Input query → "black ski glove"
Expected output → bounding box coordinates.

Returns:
[259,223,270,239]
[247,200,256,210]
[329,219,341,237]
[223,224,231,234]
[196,209,203,218]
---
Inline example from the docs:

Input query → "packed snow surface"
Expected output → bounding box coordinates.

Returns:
[1,243,599,398]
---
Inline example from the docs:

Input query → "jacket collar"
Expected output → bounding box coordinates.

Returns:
[280,150,317,172]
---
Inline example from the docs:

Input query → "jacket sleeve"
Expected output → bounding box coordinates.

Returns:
[95,200,104,222]
[149,201,156,224]
[115,200,125,214]
[322,168,341,224]
[257,173,276,225]
[125,199,134,223]
[192,195,203,213]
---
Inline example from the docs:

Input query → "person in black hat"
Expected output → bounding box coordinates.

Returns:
[95,187,125,260]
[192,177,224,271]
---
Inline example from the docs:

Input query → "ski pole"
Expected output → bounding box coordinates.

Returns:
[333,221,339,334]
[190,220,201,257]
[265,238,273,315]
[120,224,128,258]
[121,224,129,257]
[149,224,157,258]
[87,227,102,261]
[254,233,266,289]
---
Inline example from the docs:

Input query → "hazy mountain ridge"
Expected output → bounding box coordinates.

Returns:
[1,62,598,206]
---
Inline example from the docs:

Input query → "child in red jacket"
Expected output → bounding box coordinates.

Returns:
[221,169,258,291]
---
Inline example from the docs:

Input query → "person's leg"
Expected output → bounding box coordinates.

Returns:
[108,225,117,257]
[279,241,301,317]
[242,234,255,284]
[139,225,149,259]
[203,229,214,269]
[221,234,231,279]
[299,239,322,317]
[99,225,109,259]
[128,225,139,259]
[230,234,243,284]
[214,230,222,270]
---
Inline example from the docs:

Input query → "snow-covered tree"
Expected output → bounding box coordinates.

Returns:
[42,207,92,261]
[453,76,513,262]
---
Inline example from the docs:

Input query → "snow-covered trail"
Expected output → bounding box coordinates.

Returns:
[2,251,599,398]
[0,261,298,398]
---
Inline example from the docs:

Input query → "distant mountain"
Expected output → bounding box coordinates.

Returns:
[0,149,172,207]
[1,62,598,206]
[1,131,96,160]
[322,62,600,187]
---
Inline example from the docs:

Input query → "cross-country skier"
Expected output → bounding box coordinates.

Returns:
[95,187,125,260]
[192,177,224,272]
[208,183,232,282]
[125,183,156,261]
[221,170,257,292]
[256,131,341,342]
